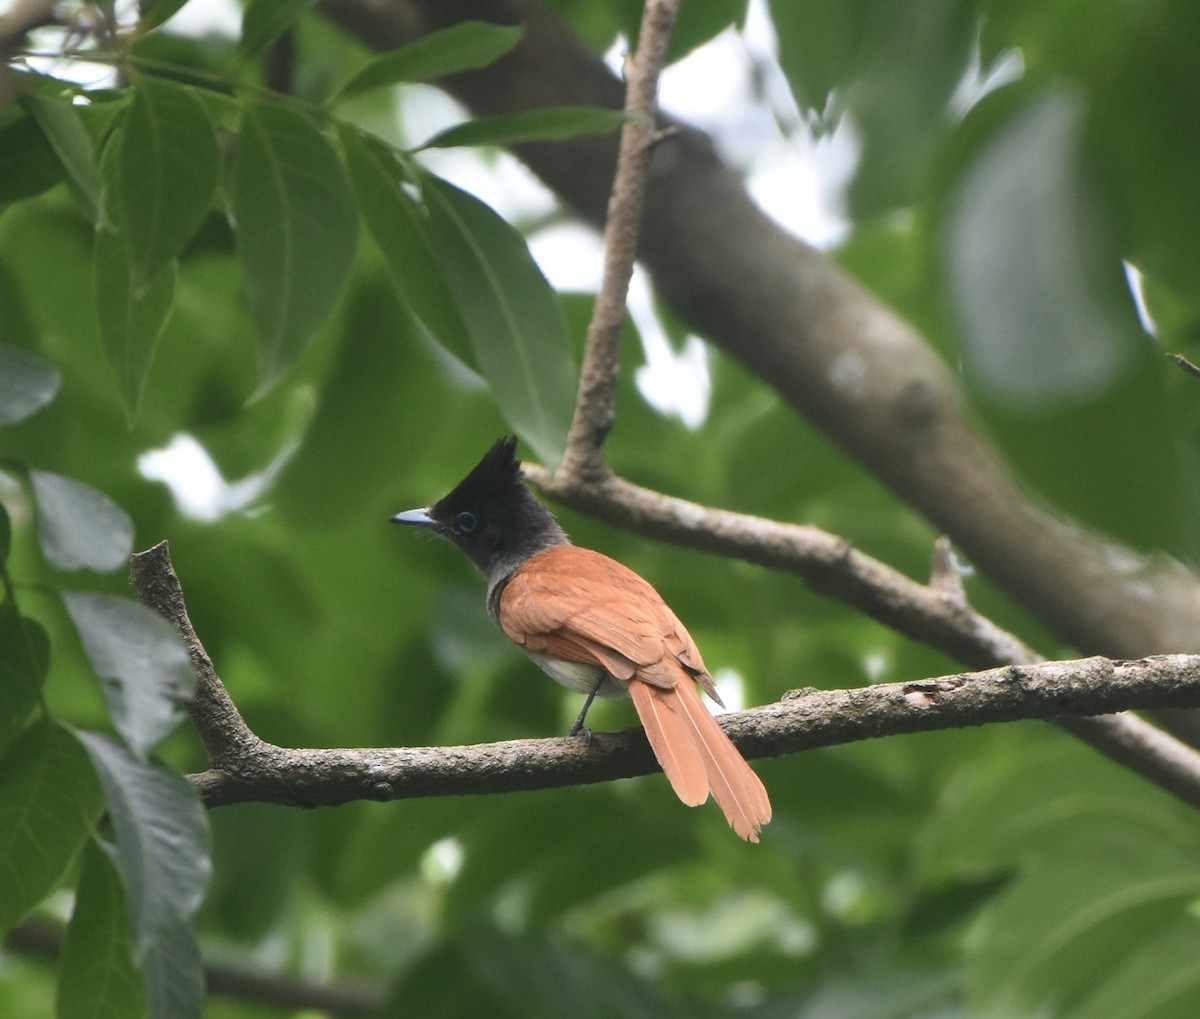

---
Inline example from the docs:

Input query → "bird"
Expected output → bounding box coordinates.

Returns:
[392,437,771,841]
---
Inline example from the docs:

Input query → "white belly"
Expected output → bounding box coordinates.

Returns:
[523,650,627,698]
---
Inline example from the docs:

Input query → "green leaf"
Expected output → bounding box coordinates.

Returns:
[0,110,63,201]
[140,913,205,1019]
[1069,920,1200,1019]
[111,76,219,287]
[76,732,208,1019]
[230,101,359,391]
[138,0,193,32]
[30,470,134,573]
[239,0,316,58]
[57,839,146,1019]
[0,606,50,758]
[21,92,102,224]
[0,343,61,425]
[340,130,472,364]
[419,106,626,150]
[0,721,103,936]
[421,173,575,467]
[93,227,177,422]
[63,594,195,762]
[333,21,524,103]
[969,830,1200,1019]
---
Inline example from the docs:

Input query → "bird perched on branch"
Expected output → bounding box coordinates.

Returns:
[393,437,771,841]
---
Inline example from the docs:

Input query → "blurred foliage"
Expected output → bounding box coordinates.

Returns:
[1,0,1199,1017]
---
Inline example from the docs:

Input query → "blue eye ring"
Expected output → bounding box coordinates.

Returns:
[455,511,477,534]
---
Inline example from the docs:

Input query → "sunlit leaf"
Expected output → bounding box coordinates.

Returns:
[239,0,316,58]
[230,101,359,391]
[30,470,133,573]
[0,606,49,758]
[419,106,626,150]
[333,21,523,102]
[58,839,146,1019]
[340,129,472,365]
[76,731,209,1019]
[421,173,575,467]
[110,76,219,287]
[63,593,195,761]
[0,721,103,935]
[0,343,61,425]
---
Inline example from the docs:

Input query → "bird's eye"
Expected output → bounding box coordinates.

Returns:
[455,511,477,534]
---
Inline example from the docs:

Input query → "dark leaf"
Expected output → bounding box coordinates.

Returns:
[93,227,177,423]
[0,606,50,758]
[419,106,626,150]
[0,110,62,201]
[57,839,146,1019]
[239,0,316,59]
[340,129,472,365]
[230,101,359,391]
[421,173,575,467]
[76,731,209,1019]
[333,21,523,102]
[111,76,219,286]
[21,91,102,224]
[138,0,193,32]
[0,721,103,935]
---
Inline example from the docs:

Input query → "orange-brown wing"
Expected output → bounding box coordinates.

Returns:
[499,547,717,697]
[503,547,770,840]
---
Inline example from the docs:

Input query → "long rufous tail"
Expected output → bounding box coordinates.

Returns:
[628,679,771,842]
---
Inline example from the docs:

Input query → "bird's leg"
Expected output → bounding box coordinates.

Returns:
[568,676,606,742]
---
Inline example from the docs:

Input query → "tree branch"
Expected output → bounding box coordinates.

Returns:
[185,655,1200,811]
[559,0,676,480]
[313,0,1200,807]
[129,541,265,769]
[127,542,1200,812]
[317,0,1200,661]
[0,0,58,59]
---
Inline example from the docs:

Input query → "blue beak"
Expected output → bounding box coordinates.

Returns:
[391,508,438,527]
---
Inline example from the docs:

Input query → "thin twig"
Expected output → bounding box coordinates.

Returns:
[1167,352,1200,378]
[557,0,678,481]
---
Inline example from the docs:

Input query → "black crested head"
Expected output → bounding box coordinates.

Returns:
[435,436,526,515]
[393,437,569,580]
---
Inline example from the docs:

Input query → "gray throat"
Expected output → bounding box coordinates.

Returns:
[484,527,570,627]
